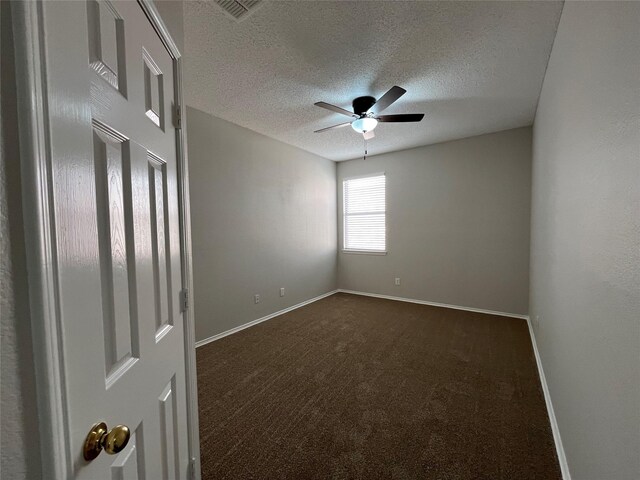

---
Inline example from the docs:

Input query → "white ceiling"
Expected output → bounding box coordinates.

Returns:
[184,1,563,161]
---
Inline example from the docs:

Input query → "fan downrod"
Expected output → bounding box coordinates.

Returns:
[352,96,376,116]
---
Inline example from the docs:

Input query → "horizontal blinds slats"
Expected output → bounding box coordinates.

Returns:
[345,215,386,250]
[344,174,386,251]
[344,175,386,214]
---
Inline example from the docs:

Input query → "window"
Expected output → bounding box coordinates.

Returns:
[343,174,386,253]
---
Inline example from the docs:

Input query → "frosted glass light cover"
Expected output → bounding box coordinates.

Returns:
[351,117,378,133]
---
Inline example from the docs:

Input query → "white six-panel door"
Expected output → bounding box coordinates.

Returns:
[40,1,190,478]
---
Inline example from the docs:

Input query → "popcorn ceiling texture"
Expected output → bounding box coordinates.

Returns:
[184,0,563,161]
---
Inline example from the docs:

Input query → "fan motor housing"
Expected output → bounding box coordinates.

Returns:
[352,96,376,116]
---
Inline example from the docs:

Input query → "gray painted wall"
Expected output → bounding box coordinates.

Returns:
[186,107,337,342]
[530,3,640,479]
[337,127,532,315]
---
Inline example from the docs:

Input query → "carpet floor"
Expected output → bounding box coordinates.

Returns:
[196,293,561,479]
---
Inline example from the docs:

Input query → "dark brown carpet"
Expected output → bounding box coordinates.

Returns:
[196,293,561,480]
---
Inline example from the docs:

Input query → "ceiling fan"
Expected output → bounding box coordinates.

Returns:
[313,86,424,140]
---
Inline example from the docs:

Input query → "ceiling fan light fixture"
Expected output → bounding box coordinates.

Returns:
[313,87,424,137]
[351,117,378,133]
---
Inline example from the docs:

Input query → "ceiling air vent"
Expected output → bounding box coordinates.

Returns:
[214,0,262,21]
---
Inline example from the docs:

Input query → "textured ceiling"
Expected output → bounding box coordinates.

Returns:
[184,1,563,161]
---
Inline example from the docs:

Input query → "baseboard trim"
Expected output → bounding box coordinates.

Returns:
[337,289,528,320]
[195,290,339,348]
[526,318,572,480]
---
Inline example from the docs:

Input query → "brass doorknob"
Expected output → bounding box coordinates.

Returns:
[83,422,130,461]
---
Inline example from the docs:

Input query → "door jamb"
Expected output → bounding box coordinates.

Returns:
[14,1,68,478]
[13,1,201,478]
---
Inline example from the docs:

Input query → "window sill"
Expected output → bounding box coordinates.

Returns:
[341,250,387,256]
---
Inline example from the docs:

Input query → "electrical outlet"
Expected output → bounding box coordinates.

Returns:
[254,294,260,304]
[395,278,401,286]
[280,288,285,297]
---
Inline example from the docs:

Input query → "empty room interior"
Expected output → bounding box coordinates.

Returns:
[1,1,639,479]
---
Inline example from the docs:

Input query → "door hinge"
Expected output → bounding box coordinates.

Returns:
[189,457,197,480]
[180,288,189,312]
[174,104,182,129]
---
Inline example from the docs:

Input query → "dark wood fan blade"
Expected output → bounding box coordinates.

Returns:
[377,113,425,122]
[314,122,352,133]
[369,86,406,115]
[314,102,356,118]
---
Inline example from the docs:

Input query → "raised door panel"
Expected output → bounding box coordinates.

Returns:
[159,377,180,480]
[87,0,126,95]
[92,122,140,386]
[147,152,174,341]
[142,48,164,129]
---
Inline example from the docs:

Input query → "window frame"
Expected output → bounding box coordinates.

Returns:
[342,172,387,255]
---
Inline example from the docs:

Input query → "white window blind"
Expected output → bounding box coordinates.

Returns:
[343,174,386,252]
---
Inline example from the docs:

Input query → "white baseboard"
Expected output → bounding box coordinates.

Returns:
[337,289,528,320]
[195,290,338,348]
[526,317,571,480]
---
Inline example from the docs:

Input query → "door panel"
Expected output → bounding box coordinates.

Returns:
[142,49,164,128]
[87,0,126,94]
[41,1,189,478]
[148,152,173,339]
[159,376,180,480]
[92,123,138,383]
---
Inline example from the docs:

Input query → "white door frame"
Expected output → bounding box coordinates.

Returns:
[12,1,201,478]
